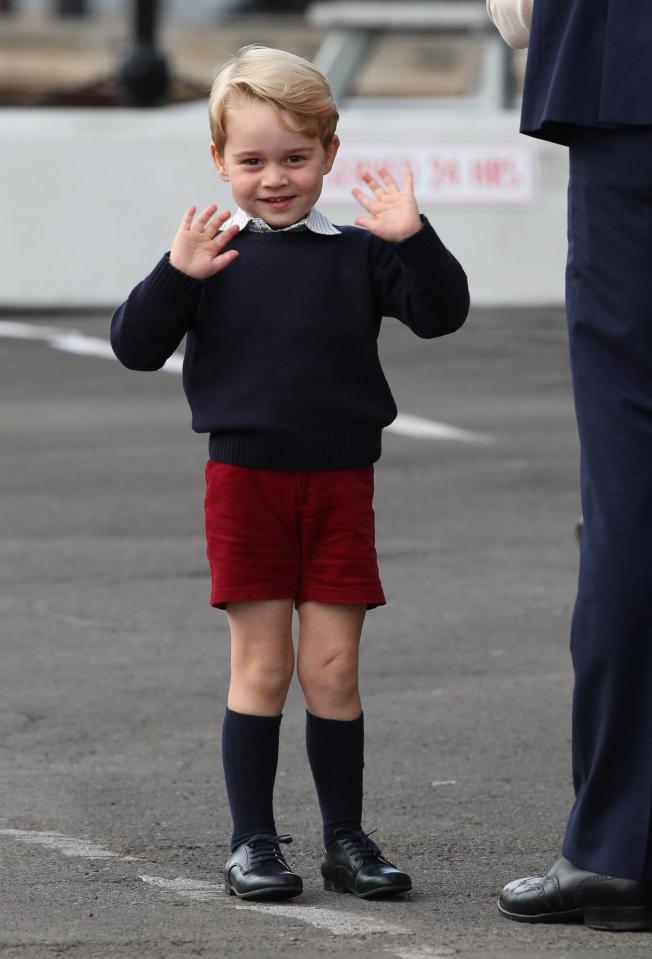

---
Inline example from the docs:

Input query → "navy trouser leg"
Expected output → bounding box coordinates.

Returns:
[561,127,652,880]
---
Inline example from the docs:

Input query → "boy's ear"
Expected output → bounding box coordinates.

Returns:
[323,135,340,175]
[210,142,230,182]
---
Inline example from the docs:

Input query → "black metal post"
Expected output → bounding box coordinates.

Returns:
[119,0,171,107]
[56,1,88,14]
[135,0,157,44]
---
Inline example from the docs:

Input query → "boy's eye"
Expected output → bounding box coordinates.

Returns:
[287,155,305,163]
[242,158,261,166]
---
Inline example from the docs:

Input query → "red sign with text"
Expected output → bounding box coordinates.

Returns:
[322,142,537,205]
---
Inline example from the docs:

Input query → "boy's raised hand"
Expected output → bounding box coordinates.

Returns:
[170,204,239,279]
[352,168,422,243]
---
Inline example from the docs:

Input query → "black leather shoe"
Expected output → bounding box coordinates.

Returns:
[498,857,652,931]
[224,833,303,901]
[321,829,412,899]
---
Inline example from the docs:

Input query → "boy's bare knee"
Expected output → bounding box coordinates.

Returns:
[237,648,295,699]
[298,651,359,707]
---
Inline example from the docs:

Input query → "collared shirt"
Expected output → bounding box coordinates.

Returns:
[222,207,341,236]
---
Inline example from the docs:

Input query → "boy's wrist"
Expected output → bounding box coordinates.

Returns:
[391,215,425,245]
[148,254,203,300]
[168,253,196,278]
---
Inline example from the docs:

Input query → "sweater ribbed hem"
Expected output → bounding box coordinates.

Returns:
[208,429,382,470]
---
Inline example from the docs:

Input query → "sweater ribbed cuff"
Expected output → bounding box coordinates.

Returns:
[391,215,451,266]
[146,254,203,303]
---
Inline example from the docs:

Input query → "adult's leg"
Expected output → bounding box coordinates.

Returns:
[223,599,294,848]
[562,127,652,881]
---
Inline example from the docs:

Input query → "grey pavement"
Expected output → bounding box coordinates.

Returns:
[1,308,648,958]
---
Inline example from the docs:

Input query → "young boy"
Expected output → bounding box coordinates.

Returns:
[111,44,469,902]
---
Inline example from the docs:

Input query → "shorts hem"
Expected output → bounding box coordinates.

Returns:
[296,586,386,610]
[210,588,296,610]
[210,587,387,611]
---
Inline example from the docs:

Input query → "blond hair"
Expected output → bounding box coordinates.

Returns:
[208,45,339,153]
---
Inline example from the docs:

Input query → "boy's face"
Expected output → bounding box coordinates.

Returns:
[211,98,339,228]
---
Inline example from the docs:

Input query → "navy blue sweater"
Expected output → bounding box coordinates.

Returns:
[110,218,469,470]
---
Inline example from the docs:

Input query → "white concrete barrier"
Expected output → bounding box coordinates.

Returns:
[0,103,568,308]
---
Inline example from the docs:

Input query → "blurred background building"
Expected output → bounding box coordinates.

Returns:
[1,0,521,105]
[0,2,567,308]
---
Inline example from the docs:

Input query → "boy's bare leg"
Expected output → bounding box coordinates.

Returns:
[221,598,303,898]
[226,599,295,715]
[296,601,365,719]
[298,601,366,842]
[298,600,411,896]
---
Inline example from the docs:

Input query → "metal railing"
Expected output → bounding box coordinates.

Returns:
[308,0,517,109]
[0,1,90,11]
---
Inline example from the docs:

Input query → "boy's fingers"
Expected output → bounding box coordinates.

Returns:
[213,224,239,247]
[181,205,197,231]
[402,168,415,193]
[211,249,239,273]
[205,210,233,238]
[351,187,378,214]
[196,203,218,230]
[361,171,385,199]
[378,167,399,193]
[354,215,376,231]
[212,208,232,225]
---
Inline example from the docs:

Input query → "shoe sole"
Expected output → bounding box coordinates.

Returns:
[225,881,303,901]
[498,900,652,931]
[324,878,412,899]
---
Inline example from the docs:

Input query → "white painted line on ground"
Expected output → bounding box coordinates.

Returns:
[0,320,181,374]
[0,828,139,861]
[139,875,222,902]
[235,901,408,937]
[3,827,418,945]
[391,948,456,958]
[0,320,491,444]
[431,780,457,787]
[0,321,115,363]
[139,874,408,937]
[389,412,492,445]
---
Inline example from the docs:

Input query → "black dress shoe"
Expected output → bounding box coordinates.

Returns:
[498,857,652,931]
[321,829,412,899]
[224,833,303,901]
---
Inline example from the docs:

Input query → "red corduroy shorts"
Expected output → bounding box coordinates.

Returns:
[204,460,386,611]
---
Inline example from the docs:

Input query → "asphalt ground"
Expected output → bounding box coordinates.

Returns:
[1,307,649,958]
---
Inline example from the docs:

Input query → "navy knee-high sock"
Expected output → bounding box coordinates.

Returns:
[305,710,364,845]
[222,707,282,850]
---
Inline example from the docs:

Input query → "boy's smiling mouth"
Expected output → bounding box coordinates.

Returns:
[260,196,296,206]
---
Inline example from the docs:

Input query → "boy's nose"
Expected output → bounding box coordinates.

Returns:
[261,165,289,188]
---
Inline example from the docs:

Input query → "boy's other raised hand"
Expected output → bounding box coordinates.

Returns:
[352,168,422,243]
[170,204,239,279]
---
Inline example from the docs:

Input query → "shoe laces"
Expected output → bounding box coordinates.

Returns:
[334,828,382,863]
[247,833,293,870]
